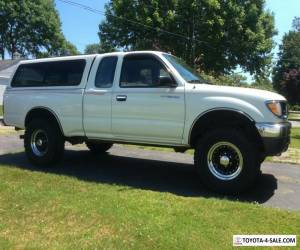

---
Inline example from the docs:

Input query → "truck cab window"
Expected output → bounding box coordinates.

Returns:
[120,55,173,88]
[95,56,118,88]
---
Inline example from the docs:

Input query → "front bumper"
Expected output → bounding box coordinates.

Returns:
[256,122,291,156]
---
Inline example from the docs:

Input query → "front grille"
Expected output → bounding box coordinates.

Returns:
[280,102,288,119]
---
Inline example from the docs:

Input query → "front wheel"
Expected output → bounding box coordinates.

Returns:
[24,119,65,166]
[194,129,260,194]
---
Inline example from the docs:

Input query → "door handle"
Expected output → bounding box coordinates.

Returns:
[116,95,127,101]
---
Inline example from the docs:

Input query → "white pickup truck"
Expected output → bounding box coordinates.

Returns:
[3,51,291,194]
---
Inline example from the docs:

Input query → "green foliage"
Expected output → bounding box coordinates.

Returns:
[84,43,116,54]
[59,40,80,56]
[200,72,274,92]
[290,105,300,111]
[201,72,247,86]
[0,0,78,59]
[281,68,300,104]
[99,0,275,76]
[290,128,300,148]
[36,40,80,58]
[250,77,274,91]
[292,17,300,32]
[273,17,300,104]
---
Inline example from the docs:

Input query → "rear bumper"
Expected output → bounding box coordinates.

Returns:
[256,122,291,156]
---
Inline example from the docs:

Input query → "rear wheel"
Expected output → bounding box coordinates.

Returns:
[86,142,113,154]
[24,119,64,166]
[194,128,260,194]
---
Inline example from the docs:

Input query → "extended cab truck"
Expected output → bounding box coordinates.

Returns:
[3,51,291,194]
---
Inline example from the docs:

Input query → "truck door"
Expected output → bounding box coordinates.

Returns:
[112,54,185,144]
[83,55,118,139]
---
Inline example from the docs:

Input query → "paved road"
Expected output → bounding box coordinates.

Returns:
[291,120,300,128]
[0,133,300,211]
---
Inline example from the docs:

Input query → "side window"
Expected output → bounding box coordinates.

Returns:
[120,55,173,88]
[12,64,45,87]
[11,60,86,87]
[44,60,86,86]
[95,56,118,88]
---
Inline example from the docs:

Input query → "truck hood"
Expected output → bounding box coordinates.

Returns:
[185,83,287,123]
[189,84,286,102]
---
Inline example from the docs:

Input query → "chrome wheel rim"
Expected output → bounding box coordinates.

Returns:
[30,129,48,157]
[207,141,243,181]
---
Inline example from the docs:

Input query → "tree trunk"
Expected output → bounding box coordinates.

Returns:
[0,39,4,60]
[0,47,4,60]
[9,24,16,60]
[11,43,16,60]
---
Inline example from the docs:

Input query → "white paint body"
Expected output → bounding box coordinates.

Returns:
[3,51,286,147]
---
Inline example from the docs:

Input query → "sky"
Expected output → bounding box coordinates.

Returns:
[265,0,300,56]
[55,0,300,55]
[55,0,107,53]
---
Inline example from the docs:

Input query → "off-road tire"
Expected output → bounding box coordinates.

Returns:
[24,119,64,166]
[194,128,260,194]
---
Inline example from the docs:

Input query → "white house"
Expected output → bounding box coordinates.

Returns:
[0,60,20,104]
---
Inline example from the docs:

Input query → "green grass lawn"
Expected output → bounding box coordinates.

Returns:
[272,127,300,164]
[289,113,300,121]
[0,105,3,116]
[0,164,299,249]
[290,127,300,148]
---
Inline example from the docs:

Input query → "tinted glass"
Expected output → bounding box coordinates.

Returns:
[120,55,172,88]
[12,64,45,87]
[12,59,86,87]
[95,56,118,88]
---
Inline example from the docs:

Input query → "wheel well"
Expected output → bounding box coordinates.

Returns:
[189,110,264,152]
[25,108,63,135]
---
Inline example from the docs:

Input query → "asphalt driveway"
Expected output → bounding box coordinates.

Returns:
[0,133,300,211]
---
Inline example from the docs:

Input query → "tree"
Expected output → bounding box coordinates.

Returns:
[84,43,116,54]
[36,40,79,58]
[281,68,300,104]
[251,76,274,91]
[0,0,78,59]
[201,72,247,87]
[60,41,80,56]
[292,17,300,32]
[273,17,300,104]
[99,0,275,76]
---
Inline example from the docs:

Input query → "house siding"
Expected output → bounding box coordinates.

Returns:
[0,60,20,104]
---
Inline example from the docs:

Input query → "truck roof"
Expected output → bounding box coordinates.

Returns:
[18,51,166,65]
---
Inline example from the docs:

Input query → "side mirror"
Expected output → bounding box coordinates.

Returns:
[159,76,177,87]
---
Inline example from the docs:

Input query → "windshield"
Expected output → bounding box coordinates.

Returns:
[163,54,206,83]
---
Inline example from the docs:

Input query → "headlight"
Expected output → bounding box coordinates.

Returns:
[266,101,283,117]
